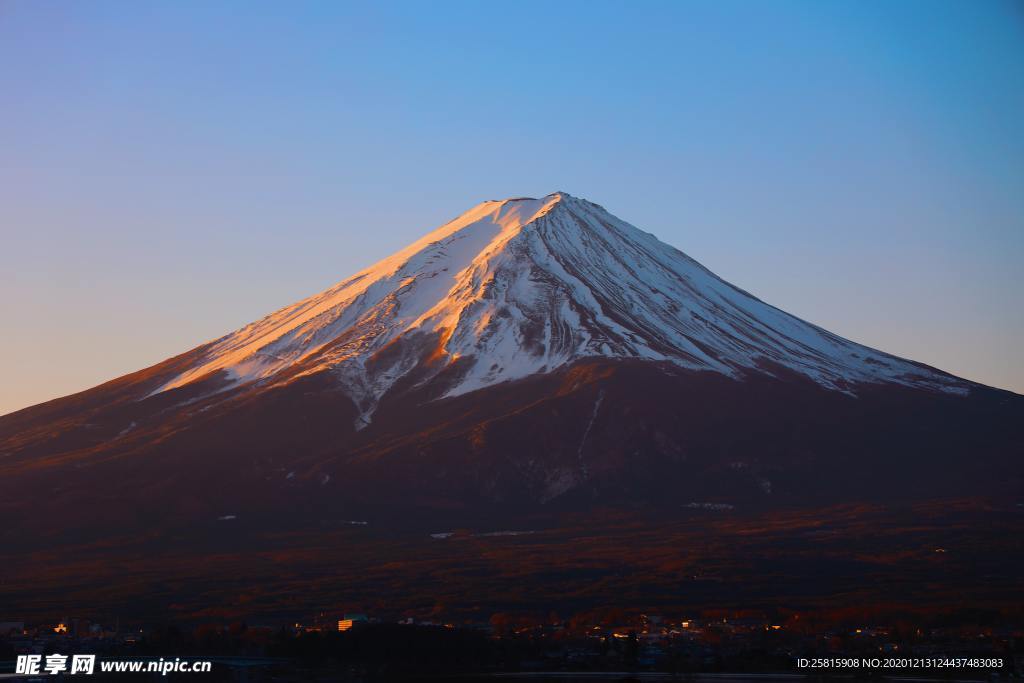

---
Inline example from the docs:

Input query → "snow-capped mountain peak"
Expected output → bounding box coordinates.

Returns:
[157,192,967,427]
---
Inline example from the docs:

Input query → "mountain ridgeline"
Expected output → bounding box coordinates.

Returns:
[1,193,1020,532]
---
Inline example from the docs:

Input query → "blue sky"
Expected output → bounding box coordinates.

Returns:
[1,0,1022,413]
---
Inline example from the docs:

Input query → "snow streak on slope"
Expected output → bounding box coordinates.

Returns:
[157,192,967,426]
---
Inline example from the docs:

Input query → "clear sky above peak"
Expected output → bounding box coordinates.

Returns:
[1,0,1022,414]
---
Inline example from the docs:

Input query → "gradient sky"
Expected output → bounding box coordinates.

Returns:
[1,0,1022,415]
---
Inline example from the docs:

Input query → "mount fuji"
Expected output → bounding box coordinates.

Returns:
[0,192,1019,522]
[2,191,1022,623]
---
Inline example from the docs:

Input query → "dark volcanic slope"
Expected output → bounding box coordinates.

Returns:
[5,500,1024,625]
[1,359,1021,543]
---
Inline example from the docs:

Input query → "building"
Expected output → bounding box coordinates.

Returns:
[337,614,368,632]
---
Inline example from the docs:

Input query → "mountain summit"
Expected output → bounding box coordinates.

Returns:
[156,192,965,428]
